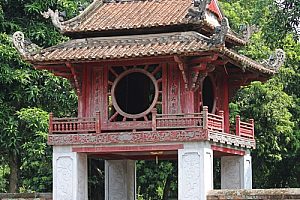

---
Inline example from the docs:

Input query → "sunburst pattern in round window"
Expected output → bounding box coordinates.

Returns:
[108,64,162,121]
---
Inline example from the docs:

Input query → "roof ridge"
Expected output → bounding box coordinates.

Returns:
[62,0,104,27]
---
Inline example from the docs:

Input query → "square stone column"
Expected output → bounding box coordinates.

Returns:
[178,142,213,200]
[221,153,252,189]
[53,146,88,200]
[105,160,136,200]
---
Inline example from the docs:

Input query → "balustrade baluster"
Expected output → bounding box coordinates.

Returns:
[219,110,224,132]
[236,115,241,136]
[203,106,208,129]
[96,111,101,133]
[151,109,157,131]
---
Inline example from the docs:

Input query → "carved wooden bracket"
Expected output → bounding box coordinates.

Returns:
[229,73,259,87]
[175,54,219,91]
[66,63,81,96]
[174,56,188,89]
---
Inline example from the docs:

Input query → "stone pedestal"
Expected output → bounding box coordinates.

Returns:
[221,153,252,189]
[178,142,213,200]
[53,146,88,200]
[105,160,136,200]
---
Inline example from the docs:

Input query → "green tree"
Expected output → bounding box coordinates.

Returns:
[0,0,90,192]
[137,160,177,200]
[220,0,300,188]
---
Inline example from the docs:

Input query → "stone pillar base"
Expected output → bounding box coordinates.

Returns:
[105,160,136,200]
[221,153,252,189]
[53,146,88,200]
[178,142,213,200]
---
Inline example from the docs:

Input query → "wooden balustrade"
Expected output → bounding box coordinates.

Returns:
[49,113,100,134]
[236,115,254,139]
[207,109,224,133]
[154,111,203,130]
[49,109,254,139]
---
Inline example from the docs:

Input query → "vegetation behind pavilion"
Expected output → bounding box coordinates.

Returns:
[0,0,299,199]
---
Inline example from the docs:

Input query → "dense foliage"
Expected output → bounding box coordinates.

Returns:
[0,0,80,192]
[220,0,300,188]
[0,0,299,197]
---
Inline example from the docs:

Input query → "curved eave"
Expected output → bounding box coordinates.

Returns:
[55,0,246,46]
[215,48,275,75]
[22,31,273,76]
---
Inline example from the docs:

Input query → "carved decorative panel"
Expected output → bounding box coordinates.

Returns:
[56,156,73,200]
[94,69,102,112]
[221,157,241,189]
[108,162,126,200]
[48,130,208,145]
[181,152,201,200]
[168,63,180,114]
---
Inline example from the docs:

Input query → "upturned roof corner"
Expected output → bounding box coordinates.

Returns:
[261,49,286,72]
[41,8,65,31]
[12,31,41,58]
[209,17,229,46]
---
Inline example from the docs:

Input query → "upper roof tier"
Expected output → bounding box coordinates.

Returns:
[46,0,247,45]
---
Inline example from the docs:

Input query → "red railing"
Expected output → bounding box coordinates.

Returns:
[49,107,254,139]
[153,110,203,130]
[49,112,101,134]
[236,115,254,139]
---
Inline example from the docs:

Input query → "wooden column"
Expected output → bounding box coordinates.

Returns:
[181,90,195,113]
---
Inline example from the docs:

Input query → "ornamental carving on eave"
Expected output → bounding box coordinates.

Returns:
[262,49,286,71]
[209,17,229,46]
[12,31,41,57]
[41,8,65,31]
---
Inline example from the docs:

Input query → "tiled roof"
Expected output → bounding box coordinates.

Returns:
[63,0,192,33]
[217,48,275,74]
[25,31,274,74]
[26,32,210,62]
[59,0,246,45]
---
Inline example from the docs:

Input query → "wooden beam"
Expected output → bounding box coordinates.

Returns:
[189,54,219,64]
[211,59,229,66]
[66,62,81,96]
[211,145,245,156]
[73,144,184,153]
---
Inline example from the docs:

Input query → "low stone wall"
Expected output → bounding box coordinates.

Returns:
[207,189,300,200]
[0,193,52,200]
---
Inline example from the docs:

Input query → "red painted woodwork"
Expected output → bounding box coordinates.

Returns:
[72,144,184,153]
[236,115,255,139]
[49,112,101,134]
[47,56,256,148]
[48,129,208,146]
[207,0,223,20]
[49,106,254,139]
[211,145,245,156]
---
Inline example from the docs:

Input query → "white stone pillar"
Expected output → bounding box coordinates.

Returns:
[178,142,213,200]
[221,153,252,189]
[105,160,136,200]
[53,146,88,200]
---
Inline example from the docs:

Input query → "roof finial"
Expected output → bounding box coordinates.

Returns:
[41,8,65,31]
[262,49,286,71]
[187,0,212,20]
[12,31,41,57]
[209,17,229,46]
[241,24,259,42]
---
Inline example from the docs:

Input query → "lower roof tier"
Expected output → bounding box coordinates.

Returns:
[13,31,283,76]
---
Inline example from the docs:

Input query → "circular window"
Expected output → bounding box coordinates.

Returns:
[202,76,216,113]
[111,68,159,119]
